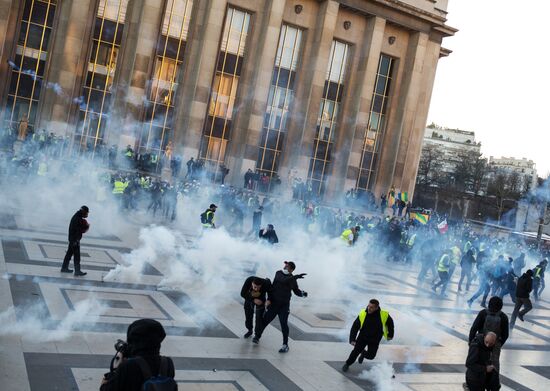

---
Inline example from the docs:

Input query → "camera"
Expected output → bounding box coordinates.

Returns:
[114,339,130,356]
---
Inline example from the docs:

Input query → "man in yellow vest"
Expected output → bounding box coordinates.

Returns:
[432,249,452,296]
[342,299,394,372]
[341,226,360,246]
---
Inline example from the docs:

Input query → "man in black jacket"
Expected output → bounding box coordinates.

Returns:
[100,319,176,391]
[342,299,394,372]
[510,269,534,329]
[259,224,279,244]
[252,261,307,352]
[468,296,508,372]
[61,206,89,276]
[465,332,498,391]
[240,276,271,339]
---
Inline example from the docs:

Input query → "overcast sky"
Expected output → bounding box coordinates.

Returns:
[427,0,550,177]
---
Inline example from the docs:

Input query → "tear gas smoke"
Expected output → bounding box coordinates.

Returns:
[357,361,395,391]
[0,296,105,342]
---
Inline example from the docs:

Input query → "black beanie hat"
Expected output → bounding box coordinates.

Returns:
[127,319,166,354]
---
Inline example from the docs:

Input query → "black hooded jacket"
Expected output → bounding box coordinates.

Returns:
[349,308,395,343]
[240,276,271,303]
[268,270,304,304]
[68,209,87,242]
[100,319,175,391]
[516,272,533,298]
[259,228,279,244]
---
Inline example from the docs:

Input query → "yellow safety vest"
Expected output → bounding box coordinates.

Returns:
[463,241,472,253]
[438,254,450,272]
[451,246,461,265]
[341,229,353,242]
[358,309,390,340]
[37,162,47,176]
[407,233,416,247]
[534,266,543,278]
[112,180,126,194]
[202,210,215,227]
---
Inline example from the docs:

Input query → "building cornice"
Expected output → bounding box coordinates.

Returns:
[338,0,457,38]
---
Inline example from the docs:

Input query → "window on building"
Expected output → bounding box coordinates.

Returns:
[200,6,250,171]
[307,40,349,196]
[3,0,57,134]
[356,54,395,191]
[256,24,302,190]
[139,0,193,170]
[74,0,129,155]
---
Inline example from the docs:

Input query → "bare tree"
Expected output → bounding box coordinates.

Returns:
[416,144,444,190]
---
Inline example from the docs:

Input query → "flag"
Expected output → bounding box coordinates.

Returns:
[388,186,395,207]
[400,191,408,202]
[413,212,428,225]
[437,219,448,234]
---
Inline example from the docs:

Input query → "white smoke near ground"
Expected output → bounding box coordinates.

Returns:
[0,296,106,342]
[357,361,395,391]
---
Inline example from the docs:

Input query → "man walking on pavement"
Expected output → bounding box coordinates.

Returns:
[533,259,547,301]
[510,269,534,329]
[342,299,394,372]
[432,249,452,296]
[468,296,508,372]
[61,205,89,276]
[253,261,307,353]
[240,276,272,339]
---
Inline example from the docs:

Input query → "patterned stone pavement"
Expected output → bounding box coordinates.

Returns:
[1,211,550,390]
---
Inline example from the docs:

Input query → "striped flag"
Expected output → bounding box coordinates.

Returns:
[437,219,449,234]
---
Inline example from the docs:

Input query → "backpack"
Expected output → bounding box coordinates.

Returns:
[482,310,502,338]
[200,211,208,224]
[135,356,177,391]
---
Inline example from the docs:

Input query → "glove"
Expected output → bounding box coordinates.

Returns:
[295,273,307,279]
[302,291,308,297]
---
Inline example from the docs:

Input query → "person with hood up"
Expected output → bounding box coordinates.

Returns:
[100,318,176,390]
[61,205,89,276]
[252,261,307,353]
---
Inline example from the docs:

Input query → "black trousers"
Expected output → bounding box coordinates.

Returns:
[257,302,290,344]
[244,301,264,335]
[345,339,380,366]
[61,241,81,272]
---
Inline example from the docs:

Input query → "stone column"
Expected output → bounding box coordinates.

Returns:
[278,0,339,190]
[172,0,228,160]
[325,16,386,200]
[0,0,24,111]
[224,0,284,185]
[374,31,429,200]
[396,37,442,200]
[106,0,151,146]
[37,0,97,136]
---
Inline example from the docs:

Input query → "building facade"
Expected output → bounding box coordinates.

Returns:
[488,156,538,193]
[0,0,455,201]
[422,125,481,174]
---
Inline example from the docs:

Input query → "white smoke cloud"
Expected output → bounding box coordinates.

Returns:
[0,297,106,342]
[357,361,396,391]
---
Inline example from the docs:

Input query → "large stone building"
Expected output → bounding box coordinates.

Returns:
[488,156,538,193]
[0,0,456,201]
[423,125,481,174]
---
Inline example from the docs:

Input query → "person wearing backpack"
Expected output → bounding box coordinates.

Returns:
[100,319,177,391]
[200,204,217,228]
[468,296,508,373]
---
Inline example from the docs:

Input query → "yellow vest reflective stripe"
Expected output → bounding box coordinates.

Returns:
[202,210,215,227]
[341,229,353,242]
[438,254,450,272]
[113,181,126,194]
[37,162,47,176]
[407,234,416,247]
[358,309,390,340]
[534,266,542,278]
